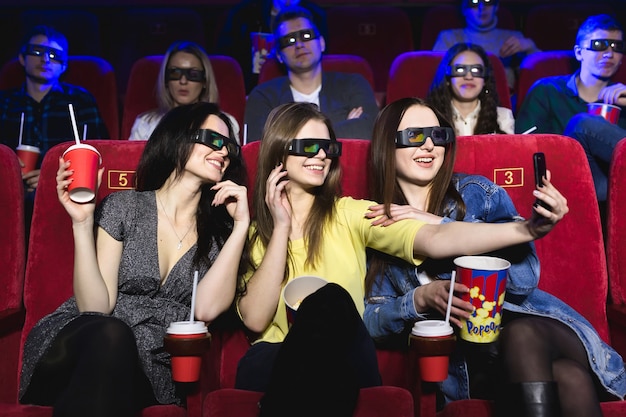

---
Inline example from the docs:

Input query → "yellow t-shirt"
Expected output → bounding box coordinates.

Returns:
[241,197,426,344]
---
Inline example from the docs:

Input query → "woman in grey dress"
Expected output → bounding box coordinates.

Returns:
[19,102,250,416]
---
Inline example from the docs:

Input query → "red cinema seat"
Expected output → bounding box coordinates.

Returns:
[122,55,245,140]
[0,57,119,139]
[386,51,512,110]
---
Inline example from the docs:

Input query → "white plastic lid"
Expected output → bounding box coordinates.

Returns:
[62,142,102,163]
[166,321,208,335]
[411,320,453,337]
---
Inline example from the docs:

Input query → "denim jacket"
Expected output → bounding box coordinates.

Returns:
[364,174,626,401]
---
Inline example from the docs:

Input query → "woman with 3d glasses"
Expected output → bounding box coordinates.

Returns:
[234,101,568,417]
[20,102,250,416]
[364,97,625,417]
[427,42,514,136]
[129,40,240,142]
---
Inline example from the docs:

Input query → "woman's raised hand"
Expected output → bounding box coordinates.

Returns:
[527,170,569,238]
[211,180,250,224]
[56,156,103,224]
[265,163,292,229]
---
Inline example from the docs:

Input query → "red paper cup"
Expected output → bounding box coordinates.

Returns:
[250,32,275,74]
[62,143,101,203]
[15,144,40,174]
[587,102,621,124]
[409,320,455,382]
[164,321,210,383]
[454,256,510,343]
[282,275,328,324]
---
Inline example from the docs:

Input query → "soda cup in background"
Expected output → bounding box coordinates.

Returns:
[163,321,211,383]
[454,256,510,344]
[251,32,275,74]
[16,144,40,175]
[62,143,101,203]
[587,102,621,124]
[409,320,456,382]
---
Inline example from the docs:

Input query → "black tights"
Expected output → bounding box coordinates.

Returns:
[22,315,157,417]
[499,315,603,417]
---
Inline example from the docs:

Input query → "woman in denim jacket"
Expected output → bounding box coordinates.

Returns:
[364,97,625,417]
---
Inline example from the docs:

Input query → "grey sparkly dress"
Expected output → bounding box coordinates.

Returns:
[19,190,215,405]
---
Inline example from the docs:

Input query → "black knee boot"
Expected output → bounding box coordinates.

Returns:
[497,382,561,417]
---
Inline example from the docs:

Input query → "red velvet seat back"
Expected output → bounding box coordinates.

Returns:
[386,51,512,110]
[326,6,414,95]
[0,57,120,139]
[455,134,609,342]
[517,50,626,113]
[121,55,246,140]
[0,144,25,320]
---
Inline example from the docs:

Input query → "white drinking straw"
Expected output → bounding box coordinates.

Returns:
[522,126,537,135]
[444,270,456,325]
[18,112,24,146]
[68,103,80,145]
[189,270,199,323]
[82,124,87,141]
[243,123,248,145]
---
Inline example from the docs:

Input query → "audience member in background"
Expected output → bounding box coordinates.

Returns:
[129,40,240,143]
[0,25,109,193]
[235,102,567,417]
[364,97,624,417]
[427,42,514,136]
[244,6,378,142]
[216,0,328,94]
[19,102,250,416]
[432,0,540,90]
[516,14,626,202]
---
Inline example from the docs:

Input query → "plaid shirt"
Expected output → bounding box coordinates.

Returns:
[0,82,109,166]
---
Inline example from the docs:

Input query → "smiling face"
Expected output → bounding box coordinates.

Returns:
[394,105,446,188]
[19,34,66,84]
[449,50,485,104]
[576,29,624,81]
[186,114,231,183]
[276,17,325,74]
[167,51,205,106]
[284,118,332,190]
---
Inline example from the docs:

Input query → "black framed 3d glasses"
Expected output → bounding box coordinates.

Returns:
[277,29,319,50]
[288,139,342,158]
[192,129,240,157]
[166,67,206,82]
[22,44,66,64]
[447,64,486,78]
[466,0,496,7]
[395,127,456,148]
[585,39,625,53]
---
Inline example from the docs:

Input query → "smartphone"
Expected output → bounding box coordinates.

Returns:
[533,152,550,210]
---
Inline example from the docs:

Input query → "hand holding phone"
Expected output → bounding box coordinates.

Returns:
[533,152,550,210]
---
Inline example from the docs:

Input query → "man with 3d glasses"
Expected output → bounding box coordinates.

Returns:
[516,14,626,202]
[433,0,540,90]
[244,6,379,142]
[0,25,109,193]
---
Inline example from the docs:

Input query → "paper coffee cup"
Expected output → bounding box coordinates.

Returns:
[62,143,101,203]
[454,256,510,344]
[164,321,211,382]
[282,275,328,323]
[409,320,455,382]
[15,144,40,174]
[587,102,621,124]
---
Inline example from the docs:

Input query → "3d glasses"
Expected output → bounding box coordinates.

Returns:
[395,127,456,147]
[288,139,342,157]
[166,67,206,82]
[192,129,240,157]
[465,0,497,7]
[22,44,66,64]
[278,29,319,50]
[585,39,625,53]
[446,64,486,78]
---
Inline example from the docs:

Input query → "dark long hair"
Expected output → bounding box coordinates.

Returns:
[365,97,465,296]
[427,42,505,135]
[136,102,249,289]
